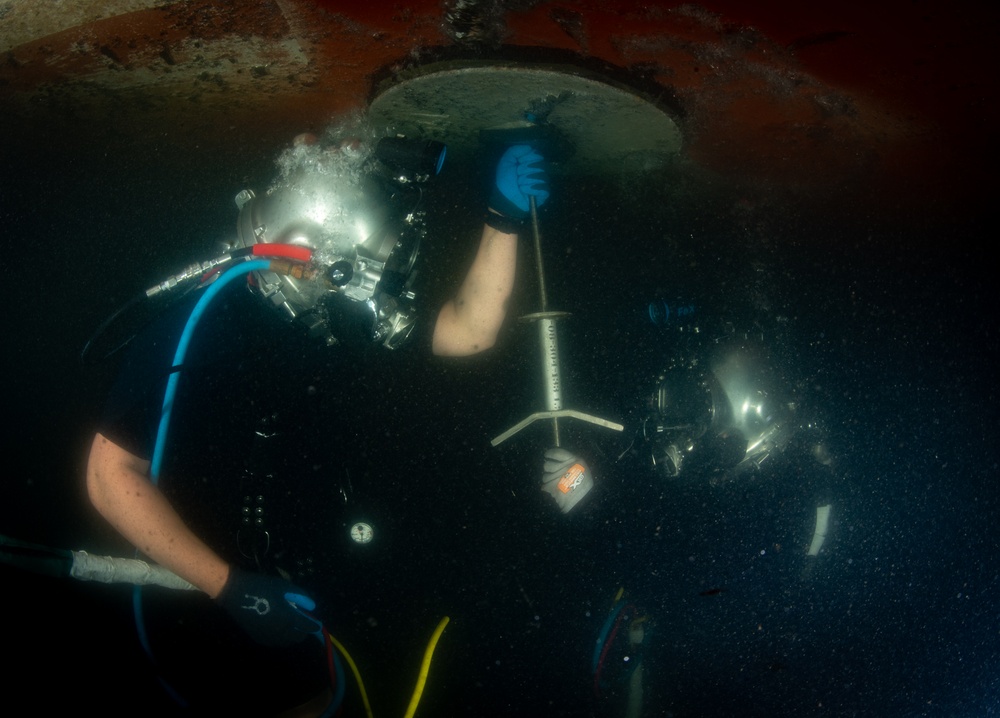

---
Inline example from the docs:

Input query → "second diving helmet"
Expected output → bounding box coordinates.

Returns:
[233,136,446,348]
[644,331,795,481]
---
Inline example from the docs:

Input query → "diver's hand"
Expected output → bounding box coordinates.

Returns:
[487,144,550,229]
[216,567,323,647]
[540,447,594,514]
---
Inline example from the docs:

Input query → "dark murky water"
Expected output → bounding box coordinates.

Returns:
[1,90,995,717]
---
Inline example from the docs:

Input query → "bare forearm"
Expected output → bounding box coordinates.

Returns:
[86,433,230,597]
[432,224,517,356]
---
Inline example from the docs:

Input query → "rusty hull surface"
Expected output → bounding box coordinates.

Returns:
[1,0,993,223]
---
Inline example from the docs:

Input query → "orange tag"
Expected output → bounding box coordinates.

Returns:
[557,464,586,494]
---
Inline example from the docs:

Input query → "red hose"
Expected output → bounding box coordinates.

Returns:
[250,243,312,262]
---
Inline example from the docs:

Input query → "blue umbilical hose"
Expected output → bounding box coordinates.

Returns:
[149,259,270,483]
[135,259,271,706]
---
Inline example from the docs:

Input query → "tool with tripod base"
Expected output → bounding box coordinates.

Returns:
[491,196,623,449]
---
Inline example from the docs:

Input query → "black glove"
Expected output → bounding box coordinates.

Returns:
[216,567,323,647]
[486,144,550,233]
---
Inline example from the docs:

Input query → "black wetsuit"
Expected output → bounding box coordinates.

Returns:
[98,281,434,714]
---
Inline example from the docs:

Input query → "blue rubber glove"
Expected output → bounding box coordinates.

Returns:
[489,144,550,223]
[217,567,324,647]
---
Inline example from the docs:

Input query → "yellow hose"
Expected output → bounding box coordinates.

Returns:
[327,633,375,718]
[402,616,451,718]
[327,615,450,718]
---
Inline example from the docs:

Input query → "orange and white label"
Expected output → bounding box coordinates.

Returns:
[558,464,586,494]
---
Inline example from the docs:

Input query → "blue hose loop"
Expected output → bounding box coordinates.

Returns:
[150,259,270,483]
[136,259,270,706]
[138,258,344,715]
[320,642,346,718]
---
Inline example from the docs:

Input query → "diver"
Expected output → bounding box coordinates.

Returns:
[84,119,551,715]
[533,298,837,718]
[539,296,837,566]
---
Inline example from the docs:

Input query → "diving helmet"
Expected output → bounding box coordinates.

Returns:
[233,136,445,348]
[645,335,794,480]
